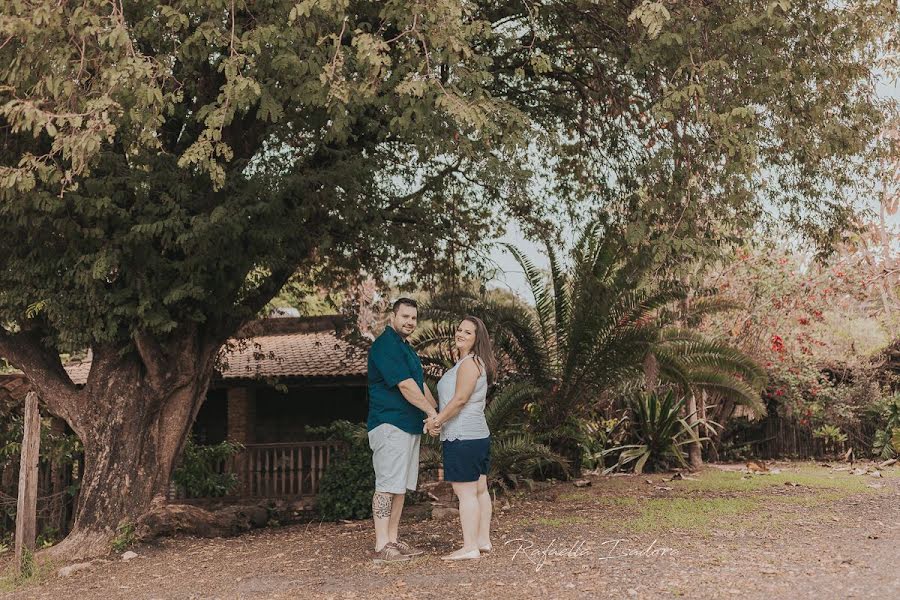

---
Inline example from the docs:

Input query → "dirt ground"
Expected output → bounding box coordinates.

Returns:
[2,460,899,599]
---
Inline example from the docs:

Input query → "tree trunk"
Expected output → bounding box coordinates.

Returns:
[685,393,702,470]
[35,329,220,561]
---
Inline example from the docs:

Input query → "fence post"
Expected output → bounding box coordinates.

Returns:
[15,391,40,575]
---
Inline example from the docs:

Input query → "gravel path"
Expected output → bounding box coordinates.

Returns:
[2,461,898,599]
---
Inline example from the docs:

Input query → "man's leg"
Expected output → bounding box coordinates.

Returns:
[391,431,418,544]
[372,491,394,552]
[388,492,405,544]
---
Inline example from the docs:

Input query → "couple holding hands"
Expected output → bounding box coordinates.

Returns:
[366,298,495,562]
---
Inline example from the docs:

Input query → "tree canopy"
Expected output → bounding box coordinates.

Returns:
[0,0,539,353]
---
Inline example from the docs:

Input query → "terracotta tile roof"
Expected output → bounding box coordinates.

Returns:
[3,316,368,387]
[217,318,368,381]
[0,373,32,405]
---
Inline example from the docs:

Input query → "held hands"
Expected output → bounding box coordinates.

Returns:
[423,415,442,437]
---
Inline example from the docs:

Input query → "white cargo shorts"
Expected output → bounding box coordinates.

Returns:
[368,423,421,494]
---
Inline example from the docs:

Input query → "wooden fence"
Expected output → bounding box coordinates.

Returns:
[0,455,80,540]
[724,416,877,460]
[167,441,346,501]
[1,440,345,537]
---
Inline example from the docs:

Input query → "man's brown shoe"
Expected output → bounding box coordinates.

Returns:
[393,540,424,557]
[373,543,411,564]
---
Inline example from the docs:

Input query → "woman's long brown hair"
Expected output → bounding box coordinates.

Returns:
[461,315,497,385]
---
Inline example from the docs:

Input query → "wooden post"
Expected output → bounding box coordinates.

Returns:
[15,391,40,575]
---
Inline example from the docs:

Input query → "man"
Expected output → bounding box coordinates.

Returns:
[366,297,439,563]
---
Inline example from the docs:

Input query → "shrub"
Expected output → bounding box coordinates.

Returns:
[172,438,242,498]
[307,421,374,521]
[604,390,709,474]
[111,521,135,553]
[812,424,847,454]
[871,395,900,459]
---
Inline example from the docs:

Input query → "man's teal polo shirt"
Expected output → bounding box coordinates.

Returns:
[367,325,426,434]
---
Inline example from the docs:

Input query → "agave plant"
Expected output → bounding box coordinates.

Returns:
[603,390,709,474]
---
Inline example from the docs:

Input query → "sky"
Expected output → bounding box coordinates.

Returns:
[487,68,900,301]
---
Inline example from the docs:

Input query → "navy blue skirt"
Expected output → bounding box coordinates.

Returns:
[442,437,491,482]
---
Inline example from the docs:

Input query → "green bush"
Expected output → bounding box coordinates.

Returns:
[603,390,709,474]
[172,438,242,498]
[307,421,374,521]
[871,395,900,459]
[111,521,135,553]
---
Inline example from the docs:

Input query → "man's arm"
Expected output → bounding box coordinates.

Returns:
[397,378,437,418]
[423,382,438,409]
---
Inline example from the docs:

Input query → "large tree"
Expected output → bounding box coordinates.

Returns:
[0,0,534,558]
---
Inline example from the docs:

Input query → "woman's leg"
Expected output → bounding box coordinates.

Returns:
[475,475,492,548]
[451,481,480,552]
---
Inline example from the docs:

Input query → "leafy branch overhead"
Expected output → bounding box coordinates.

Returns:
[0,0,527,194]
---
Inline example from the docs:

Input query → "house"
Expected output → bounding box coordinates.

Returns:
[0,315,371,507]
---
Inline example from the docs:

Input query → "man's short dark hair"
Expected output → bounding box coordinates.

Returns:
[392,297,418,314]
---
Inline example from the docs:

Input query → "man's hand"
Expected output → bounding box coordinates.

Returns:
[423,415,442,437]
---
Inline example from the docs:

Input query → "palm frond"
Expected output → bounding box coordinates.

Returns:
[545,240,571,357]
[685,368,766,416]
[502,243,557,355]
[490,434,569,480]
[485,379,543,432]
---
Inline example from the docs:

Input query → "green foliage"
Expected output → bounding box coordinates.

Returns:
[812,424,848,454]
[111,521,135,553]
[528,1,896,257]
[420,219,763,470]
[483,380,569,483]
[604,390,707,474]
[0,413,82,473]
[812,424,848,444]
[652,327,768,415]
[307,420,374,521]
[35,526,60,550]
[0,0,538,358]
[172,438,243,498]
[581,415,628,471]
[17,546,34,580]
[871,395,900,459]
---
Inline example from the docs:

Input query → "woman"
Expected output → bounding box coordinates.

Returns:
[426,315,497,561]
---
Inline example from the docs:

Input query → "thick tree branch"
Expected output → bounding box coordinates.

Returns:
[0,326,82,426]
[133,331,170,393]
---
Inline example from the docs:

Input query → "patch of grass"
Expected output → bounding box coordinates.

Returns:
[558,491,592,502]
[594,497,639,507]
[532,516,589,527]
[0,555,57,592]
[775,490,848,507]
[675,466,886,494]
[622,497,759,532]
